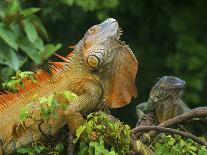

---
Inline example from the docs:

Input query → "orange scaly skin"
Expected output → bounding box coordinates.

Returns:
[0,18,138,154]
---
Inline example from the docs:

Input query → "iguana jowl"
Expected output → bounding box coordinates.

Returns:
[136,76,190,125]
[0,18,138,154]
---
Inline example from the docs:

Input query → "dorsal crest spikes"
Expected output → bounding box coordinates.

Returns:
[53,53,70,62]
[48,61,65,69]
[0,48,76,111]
[66,51,74,59]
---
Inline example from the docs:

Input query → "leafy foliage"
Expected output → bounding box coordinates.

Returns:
[40,0,118,21]
[74,112,132,155]
[18,90,78,123]
[0,0,61,81]
[2,71,34,90]
[153,134,207,155]
[17,141,65,155]
[17,90,78,154]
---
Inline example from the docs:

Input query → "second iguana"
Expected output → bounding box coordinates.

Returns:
[136,76,190,125]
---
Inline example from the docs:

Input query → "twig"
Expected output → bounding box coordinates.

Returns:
[67,133,75,155]
[132,126,207,146]
[133,108,207,144]
[158,108,207,128]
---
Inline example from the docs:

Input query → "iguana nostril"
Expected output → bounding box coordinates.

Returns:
[87,55,100,68]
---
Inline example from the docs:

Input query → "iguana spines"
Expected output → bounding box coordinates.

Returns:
[0,51,74,112]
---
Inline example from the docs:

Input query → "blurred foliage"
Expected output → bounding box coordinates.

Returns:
[1,0,207,124]
[0,0,61,81]
[153,134,207,155]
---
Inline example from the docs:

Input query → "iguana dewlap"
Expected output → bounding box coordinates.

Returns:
[0,18,138,154]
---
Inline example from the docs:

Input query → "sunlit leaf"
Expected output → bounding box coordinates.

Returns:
[17,147,33,154]
[40,43,62,60]
[39,97,48,104]
[0,23,18,50]
[31,15,49,40]
[64,90,78,102]
[33,37,44,51]
[5,0,21,15]
[17,36,41,64]
[23,18,38,42]
[21,8,41,17]
[19,106,29,122]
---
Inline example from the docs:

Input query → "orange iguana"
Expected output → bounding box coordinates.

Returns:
[0,18,138,154]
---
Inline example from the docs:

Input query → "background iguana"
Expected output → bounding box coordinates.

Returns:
[136,76,190,126]
[0,18,138,154]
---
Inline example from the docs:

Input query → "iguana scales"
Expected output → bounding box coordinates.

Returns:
[136,76,190,126]
[0,18,138,154]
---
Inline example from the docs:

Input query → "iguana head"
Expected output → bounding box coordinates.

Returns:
[149,76,186,102]
[80,18,138,108]
[81,18,120,69]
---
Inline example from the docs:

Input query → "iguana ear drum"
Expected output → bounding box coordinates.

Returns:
[87,55,100,68]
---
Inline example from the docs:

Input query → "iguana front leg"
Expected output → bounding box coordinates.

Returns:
[64,79,102,134]
[136,101,155,126]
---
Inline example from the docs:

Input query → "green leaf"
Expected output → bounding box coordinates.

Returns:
[31,15,49,40]
[73,125,86,143]
[47,94,55,107]
[39,97,48,104]
[33,37,44,51]
[17,36,41,64]
[188,146,197,152]
[23,18,38,42]
[198,146,207,155]
[0,7,5,18]
[2,79,20,90]
[0,66,15,81]
[40,43,62,60]
[18,71,34,79]
[41,106,50,120]
[34,145,46,153]
[17,147,33,153]
[21,8,41,17]
[168,137,175,145]
[19,107,29,122]
[0,40,20,71]
[0,23,18,50]
[54,143,64,153]
[64,90,78,102]
[5,0,21,15]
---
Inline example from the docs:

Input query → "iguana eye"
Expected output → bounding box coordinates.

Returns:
[87,55,100,68]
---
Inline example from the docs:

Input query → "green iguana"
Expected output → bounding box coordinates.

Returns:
[0,18,138,154]
[136,76,190,126]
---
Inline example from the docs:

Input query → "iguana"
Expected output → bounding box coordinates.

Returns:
[136,76,190,126]
[0,18,138,154]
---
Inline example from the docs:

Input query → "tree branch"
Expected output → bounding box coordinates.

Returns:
[158,108,207,128]
[132,126,207,146]
[133,108,207,144]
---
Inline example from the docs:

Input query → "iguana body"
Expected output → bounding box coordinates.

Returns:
[0,18,138,154]
[136,76,190,125]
